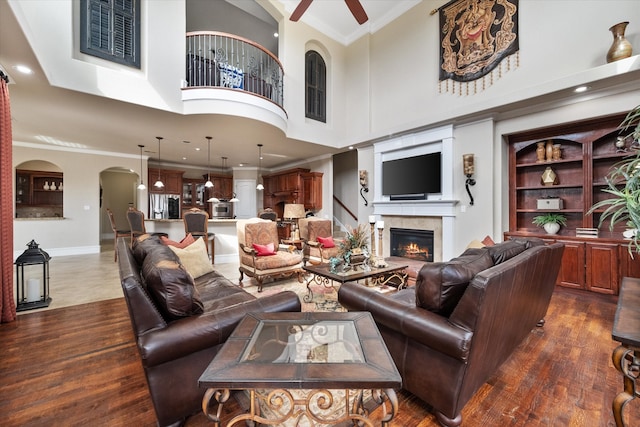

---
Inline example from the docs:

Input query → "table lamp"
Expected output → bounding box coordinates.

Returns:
[283,203,306,239]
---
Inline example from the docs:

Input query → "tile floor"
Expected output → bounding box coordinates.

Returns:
[17,239,244,315]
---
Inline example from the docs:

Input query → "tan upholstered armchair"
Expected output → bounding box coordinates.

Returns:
[237,218,304,292]
[299,217,342,265]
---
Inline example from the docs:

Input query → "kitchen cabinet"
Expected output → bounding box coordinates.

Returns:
[262,168,323,212]
[302,172,323,211]
[182,178,207,216]
[15,169,63,218]
[148,168,183,194]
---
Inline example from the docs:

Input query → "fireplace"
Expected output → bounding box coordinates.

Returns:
[390,228,434,262]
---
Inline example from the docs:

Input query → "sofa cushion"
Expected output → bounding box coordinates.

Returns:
[131,233,163,265]
[169,237,214,278]
[142,244,204,320]
[415,250,493,316]
[487,240,527,264]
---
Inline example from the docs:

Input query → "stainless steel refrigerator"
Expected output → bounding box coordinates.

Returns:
[150,194,181,219]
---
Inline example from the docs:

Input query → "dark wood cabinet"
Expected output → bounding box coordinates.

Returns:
[262,168,323,212]
[302,172,323,211]
[148,168,183,194]
[15,169,63,218]
[506,114,636,295]
[182,178,207,216]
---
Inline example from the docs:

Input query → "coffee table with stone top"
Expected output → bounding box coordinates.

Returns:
[302,261,408,302]
[199,311,401,427]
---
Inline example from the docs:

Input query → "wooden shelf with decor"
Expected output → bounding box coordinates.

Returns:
[506,114,640,295]
[15,169,64,218]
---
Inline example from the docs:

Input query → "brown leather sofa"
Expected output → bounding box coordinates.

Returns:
[338,238,564,426]
[117,235,301,427]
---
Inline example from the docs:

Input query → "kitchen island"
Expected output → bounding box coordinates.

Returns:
[144,218,238,264]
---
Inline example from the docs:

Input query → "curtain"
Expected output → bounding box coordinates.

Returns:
[0,74,16,323]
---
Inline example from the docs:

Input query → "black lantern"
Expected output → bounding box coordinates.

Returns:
[15,240,52,311]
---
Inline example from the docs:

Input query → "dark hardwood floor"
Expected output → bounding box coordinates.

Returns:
[0,286,638,426]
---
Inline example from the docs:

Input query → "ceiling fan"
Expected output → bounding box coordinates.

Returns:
[290,0,369,25]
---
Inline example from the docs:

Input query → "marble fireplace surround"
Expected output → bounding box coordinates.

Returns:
[372,125,458,262]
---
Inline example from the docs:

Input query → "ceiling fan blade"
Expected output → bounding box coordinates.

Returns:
[290,0,313,22]
[345,0,368,24]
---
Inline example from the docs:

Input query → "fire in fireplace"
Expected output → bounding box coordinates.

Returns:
[390,228,434,262]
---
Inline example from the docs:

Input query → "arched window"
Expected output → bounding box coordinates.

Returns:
[305,50,326,123]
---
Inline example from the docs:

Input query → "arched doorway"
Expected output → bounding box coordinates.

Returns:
[99,167,138,251]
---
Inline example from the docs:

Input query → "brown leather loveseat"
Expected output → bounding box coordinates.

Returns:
[117,235,301,427]
[338,238,564,426]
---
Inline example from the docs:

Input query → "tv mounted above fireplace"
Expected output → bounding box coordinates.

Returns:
[382,152,442,200]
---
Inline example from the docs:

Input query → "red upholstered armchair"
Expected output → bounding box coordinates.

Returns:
[299,218,342,265]
[236,218,304,292]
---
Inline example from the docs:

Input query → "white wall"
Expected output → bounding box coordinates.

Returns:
[13,144,140,257]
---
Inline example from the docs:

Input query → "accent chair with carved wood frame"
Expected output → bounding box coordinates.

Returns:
[299,217,342,265]
[237,218,304,292]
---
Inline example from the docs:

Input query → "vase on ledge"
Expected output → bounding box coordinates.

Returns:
[543,223,561,235]
[606,21,633,63]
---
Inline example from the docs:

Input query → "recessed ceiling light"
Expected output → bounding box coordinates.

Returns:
[574,86,589,93]
[195,147,201,151]
[273,32,279,38]
[12,65,33,74]
[348,146,354,150]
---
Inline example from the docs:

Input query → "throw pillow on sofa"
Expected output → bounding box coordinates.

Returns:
[161,233,196,249]
[169,237,215,278]
[131,233,163,265]
[415,250,493,317]
[142,244,204,320]
[486,240,527,264]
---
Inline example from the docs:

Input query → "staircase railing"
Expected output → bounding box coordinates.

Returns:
[185,31,284,107]
[333,195,358,233]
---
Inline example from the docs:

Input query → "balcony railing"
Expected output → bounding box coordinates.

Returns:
[185,31,284,107]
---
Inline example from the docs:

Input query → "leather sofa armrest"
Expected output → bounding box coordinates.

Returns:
[138,290,301,367]
[338,282,473,361]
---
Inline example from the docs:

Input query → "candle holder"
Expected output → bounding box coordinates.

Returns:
[375,221,388,268]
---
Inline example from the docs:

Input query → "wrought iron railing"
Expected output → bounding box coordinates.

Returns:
[185,31,284,107]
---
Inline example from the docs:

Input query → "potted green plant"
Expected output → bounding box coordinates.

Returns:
[532,213,567,235]
[588,104,640,253]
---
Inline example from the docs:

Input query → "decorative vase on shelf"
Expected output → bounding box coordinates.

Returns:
[544,223,561,235]
[536,142,546,163]
[552,144,562,161]
[43,181,49,190]
[541,166,558,186]
[606,21,633,63]
[50,183,57,191]
[58,182,63,191]
[545,140,554,162]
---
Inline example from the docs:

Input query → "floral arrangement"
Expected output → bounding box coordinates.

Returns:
[332,224,370,266]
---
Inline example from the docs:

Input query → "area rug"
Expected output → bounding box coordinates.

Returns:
[242,278,347,313]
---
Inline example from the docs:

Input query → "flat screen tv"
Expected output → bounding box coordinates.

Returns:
[382,152,441,199]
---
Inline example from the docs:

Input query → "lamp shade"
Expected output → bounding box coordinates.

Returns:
[283,203,305,219]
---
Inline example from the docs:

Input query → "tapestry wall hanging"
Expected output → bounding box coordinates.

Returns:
[439,0,519,95]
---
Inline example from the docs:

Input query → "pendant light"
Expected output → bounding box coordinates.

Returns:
[137,144,146,190]
[153,137,164,188]
[205,136,213,188]
[256,143,264,191]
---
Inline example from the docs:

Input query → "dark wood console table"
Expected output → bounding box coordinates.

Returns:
[611,277,640,426]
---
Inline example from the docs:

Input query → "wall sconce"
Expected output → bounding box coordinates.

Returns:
[463,154,476,206]
[359,170,369,206]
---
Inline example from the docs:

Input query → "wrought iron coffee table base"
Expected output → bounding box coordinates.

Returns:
[202,387,398,427]
[303,263,408,303]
